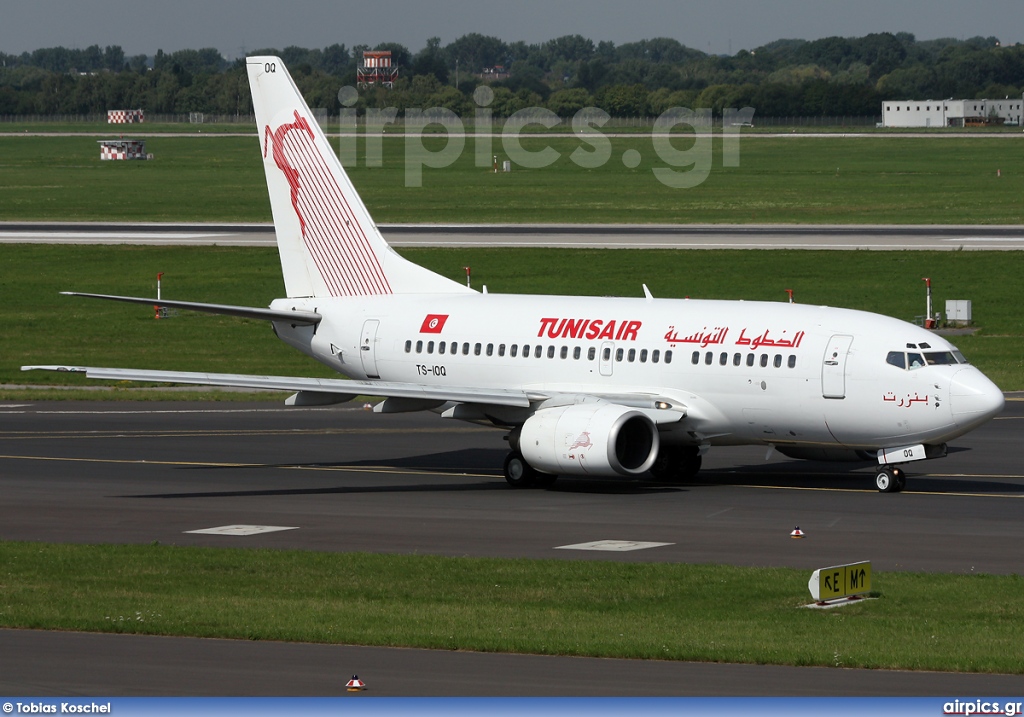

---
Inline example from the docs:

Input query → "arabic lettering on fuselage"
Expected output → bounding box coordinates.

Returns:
[663,325,806,350]
[883,392,931,408]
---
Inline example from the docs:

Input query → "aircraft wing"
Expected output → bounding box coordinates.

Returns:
[21,365,536,407]
[60,292,322,325]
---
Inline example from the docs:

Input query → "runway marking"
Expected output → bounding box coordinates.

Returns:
[185,525,299,536]
[736,483,1024,498]
[0,453,498,479]
[555,540,674,552]
[0,426,492,440]
[705,507,734,518]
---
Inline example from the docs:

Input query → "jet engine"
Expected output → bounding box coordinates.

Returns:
[519,402,659,476]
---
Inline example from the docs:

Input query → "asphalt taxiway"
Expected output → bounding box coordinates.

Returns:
[2,222,1024,250]
[0,399,1022,695]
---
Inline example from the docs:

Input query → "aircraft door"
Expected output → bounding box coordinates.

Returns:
[360,319,381,379]
[821,334,853,399]
[599,341,614,377]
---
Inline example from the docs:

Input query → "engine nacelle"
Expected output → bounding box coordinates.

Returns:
[520,402,659,476]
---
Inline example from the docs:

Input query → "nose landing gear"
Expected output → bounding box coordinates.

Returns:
[875,466,906,493]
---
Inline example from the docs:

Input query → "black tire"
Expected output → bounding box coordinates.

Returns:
[504,451,537,488]
[649,446,702,483]
[893,467,907,492]
[875,468,898,493]
[533,473,558,489]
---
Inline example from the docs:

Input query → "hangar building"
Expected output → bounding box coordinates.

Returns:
[882,97,1023,127]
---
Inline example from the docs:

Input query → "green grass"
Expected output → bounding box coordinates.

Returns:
[1,135,1023,223]
[4,245,1023,390]
[0,541,1020,673]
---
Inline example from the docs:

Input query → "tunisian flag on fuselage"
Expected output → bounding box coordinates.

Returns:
[419,314,449,333]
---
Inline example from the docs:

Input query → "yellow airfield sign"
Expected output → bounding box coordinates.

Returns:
[808,561,872,602]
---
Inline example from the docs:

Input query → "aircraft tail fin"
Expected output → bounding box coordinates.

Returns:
[246,56,468,298]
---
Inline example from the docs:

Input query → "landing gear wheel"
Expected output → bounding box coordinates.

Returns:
[504,451,537,488]
[893,467,906,492]
[649,446,703,483]
[533,473,558,489]
[875,467,903,493]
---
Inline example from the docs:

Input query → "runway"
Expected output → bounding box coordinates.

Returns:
[2,222,1024,250]
[1,399,1022,695]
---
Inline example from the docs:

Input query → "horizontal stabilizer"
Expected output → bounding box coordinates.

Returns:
[61,292,321,325]
[21,365,534,407]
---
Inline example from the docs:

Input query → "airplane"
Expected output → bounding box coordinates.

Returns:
[23,56,1005,493]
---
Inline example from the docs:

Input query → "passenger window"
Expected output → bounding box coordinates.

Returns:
[907,353,925,369]
[535,345,542,358]
[573,346,581,360]
[665,350,673,364]
[746,353,754,367]
[759,354,768,367]
[886,351,906,369]
[547,345,555,359]
[499,344,506,357]
[510,344,518,357]
[588,347,596,361]
[439,341,446,355]
[487,343,493,356]
[474,343,482,356]
[416,340,423,353]
[602,347,611,361]
[652,350,660,363]
[692,351,700,365]
[404,340,412,353]
[788,355,796,368]
[719,352,728,366]
[463,342,470,355]
[560,346,568,359]
[427,341,435,354]
[616,348,624,362]
[773,354,782,368]
[523,344,530,358]
[733,353,741,366]
[640,349,648,363]
[704,351,713,365]
[628,349,636,362]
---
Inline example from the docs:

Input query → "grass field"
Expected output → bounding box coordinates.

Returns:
[2,541,1021,673]
[4,245,1023,391]
[1,134,1022,223]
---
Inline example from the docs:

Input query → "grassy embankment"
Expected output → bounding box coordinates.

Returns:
[0,134,1022,224]
[3,245,1022,392]
[1,541,1022,674]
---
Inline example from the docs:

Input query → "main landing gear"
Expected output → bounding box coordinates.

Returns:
[503,451,557,489]
[648,445,703,484]
[874,466,906,493]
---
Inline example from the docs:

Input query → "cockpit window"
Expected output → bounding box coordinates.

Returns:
[890,346,969,370]
[886,351,906,369]
[924,351,958,366]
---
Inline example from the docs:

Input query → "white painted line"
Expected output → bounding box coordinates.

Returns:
[0,232,229,240]
[555,540,673,552]
[185,524,299,536]
[947,237,1024,242]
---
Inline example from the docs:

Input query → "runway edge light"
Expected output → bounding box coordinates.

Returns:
[790,526,805,538]
[346,675,366,692]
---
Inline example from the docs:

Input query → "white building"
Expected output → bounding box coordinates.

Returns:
[882,97,1023,127]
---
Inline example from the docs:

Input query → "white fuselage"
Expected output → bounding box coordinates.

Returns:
[271,292,1003,452]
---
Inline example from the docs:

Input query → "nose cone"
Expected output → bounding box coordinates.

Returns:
[950,367,1005,428]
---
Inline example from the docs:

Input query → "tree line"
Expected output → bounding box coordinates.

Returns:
[1,32,1022,118]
